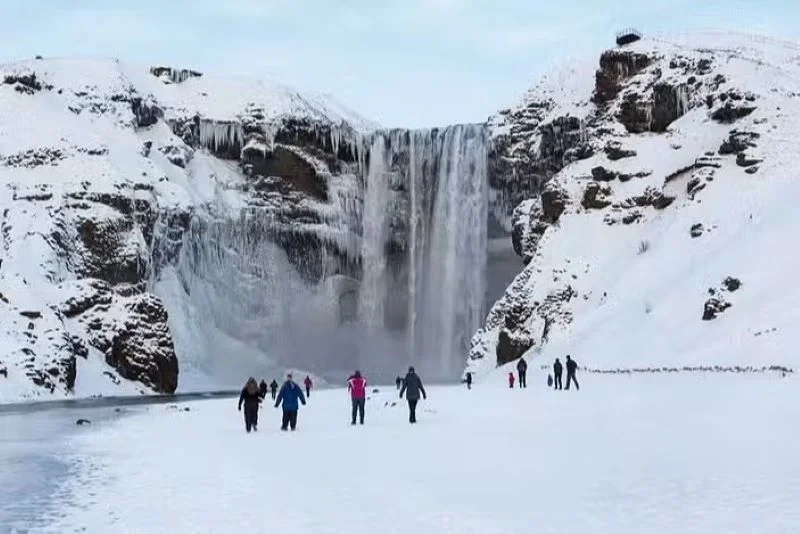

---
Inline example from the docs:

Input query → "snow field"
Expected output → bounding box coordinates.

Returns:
[38,373,800,534]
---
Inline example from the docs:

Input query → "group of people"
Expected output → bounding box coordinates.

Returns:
[461,355,580,391]
[550,355,580,390]
[238,367,428,433]
[239,374,315,433]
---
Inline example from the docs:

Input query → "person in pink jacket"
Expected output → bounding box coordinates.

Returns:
[347,370,367,425]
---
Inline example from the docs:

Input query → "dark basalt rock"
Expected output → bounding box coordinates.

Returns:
[582,182,612,210]
[703,298,731,321]
[719,130,759,155]
[594,50,652,103]
[131,97,163,128]
[690,223,704,238]
[711,101,757,123]
[723,277,742,292]
[591,166,617,182]
[604,141,637,161]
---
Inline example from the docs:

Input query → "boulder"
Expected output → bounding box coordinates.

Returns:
[690,223,704,238]
[582,182,613,210]
[604,141,637,161]
[723,277,742,292]
[702,298,731,321]
[591,166,617,182]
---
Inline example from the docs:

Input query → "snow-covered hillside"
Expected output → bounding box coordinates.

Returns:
[0,58,374,401]
[470,32,800,376]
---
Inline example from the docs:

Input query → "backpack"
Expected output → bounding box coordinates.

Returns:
[547,374,553,387]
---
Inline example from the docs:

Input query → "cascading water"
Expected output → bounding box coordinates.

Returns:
[149,123,491,387]
[358,124,489,381]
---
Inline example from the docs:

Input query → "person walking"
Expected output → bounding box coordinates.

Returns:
[274,374,306,431]
[516,357,528,388]
[508,371,515,389]
[269,379,279,400]
[399,366,426,424]
[565,355,580,390]
[258,379,268,399]
[395,376,402,390]
[304,375,313,398]
[465,372,473,390]
[347,370,367,425]
[553,358,563,390]
[238,377,262,433]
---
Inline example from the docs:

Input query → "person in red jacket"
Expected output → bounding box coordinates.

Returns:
[508,371,515,389]
[347,370,367,425]
[304,375,313,398]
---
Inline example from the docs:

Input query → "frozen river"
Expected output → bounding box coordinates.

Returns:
[0,391,237,532]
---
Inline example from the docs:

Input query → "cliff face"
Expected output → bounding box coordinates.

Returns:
[0,58,506,399]
[0,58,374,400]
[469,33,800,376]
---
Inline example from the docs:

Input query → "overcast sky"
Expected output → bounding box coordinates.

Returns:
[2,0,798,128]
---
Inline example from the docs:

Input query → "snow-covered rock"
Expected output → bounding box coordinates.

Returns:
[470,32,800,377]
[0,57,375,401]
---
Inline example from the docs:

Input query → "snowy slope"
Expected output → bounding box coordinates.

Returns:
[20,375,800,533]
[471,33,800,377]
[0,58,375,401]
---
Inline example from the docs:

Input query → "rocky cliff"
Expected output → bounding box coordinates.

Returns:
[470,33,800,376]
[0,58,377,400]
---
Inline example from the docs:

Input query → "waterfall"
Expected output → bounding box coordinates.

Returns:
[148,123,490,387]
[359,124,489,381]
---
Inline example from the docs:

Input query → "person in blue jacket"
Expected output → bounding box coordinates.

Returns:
[274,373,307,431]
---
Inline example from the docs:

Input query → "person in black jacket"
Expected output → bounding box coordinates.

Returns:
[395,376,402,390]
[258,379,268,399]
[565,355,579,390]
[516,357,528,388]
[399,366,426,424]
[553,358,563,390]
[238,377,262,432]
[465,372,473,390]
[269,379,279,400]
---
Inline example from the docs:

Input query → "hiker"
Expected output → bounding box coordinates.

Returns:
[553,358,563,390]
[304,375,313,398]
[565,355,580,390]
[399,366,426,424]
[465,372,473,390]
[274,374,306,431]
[508,372,515,389]
[517,357,528,388]
[238,377,262,433]
[258,379,268,399]
[395,376,402,390]
[269,379,279,400]
[347,370,367,425]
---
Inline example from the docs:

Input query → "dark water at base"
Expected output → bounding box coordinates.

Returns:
[0,391,238,532]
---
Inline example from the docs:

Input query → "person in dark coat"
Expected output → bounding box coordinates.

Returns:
[399,366,426,423]
[465,372,473,390]
[565,355,580,390]
[395,376,402,390]
[516,357,528,388]
[269,379,279,400]
[274,374,306,431]
[303,375,313,398]
[553,359,563,390]
[238,377,262,433]
[258,379,268,399]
